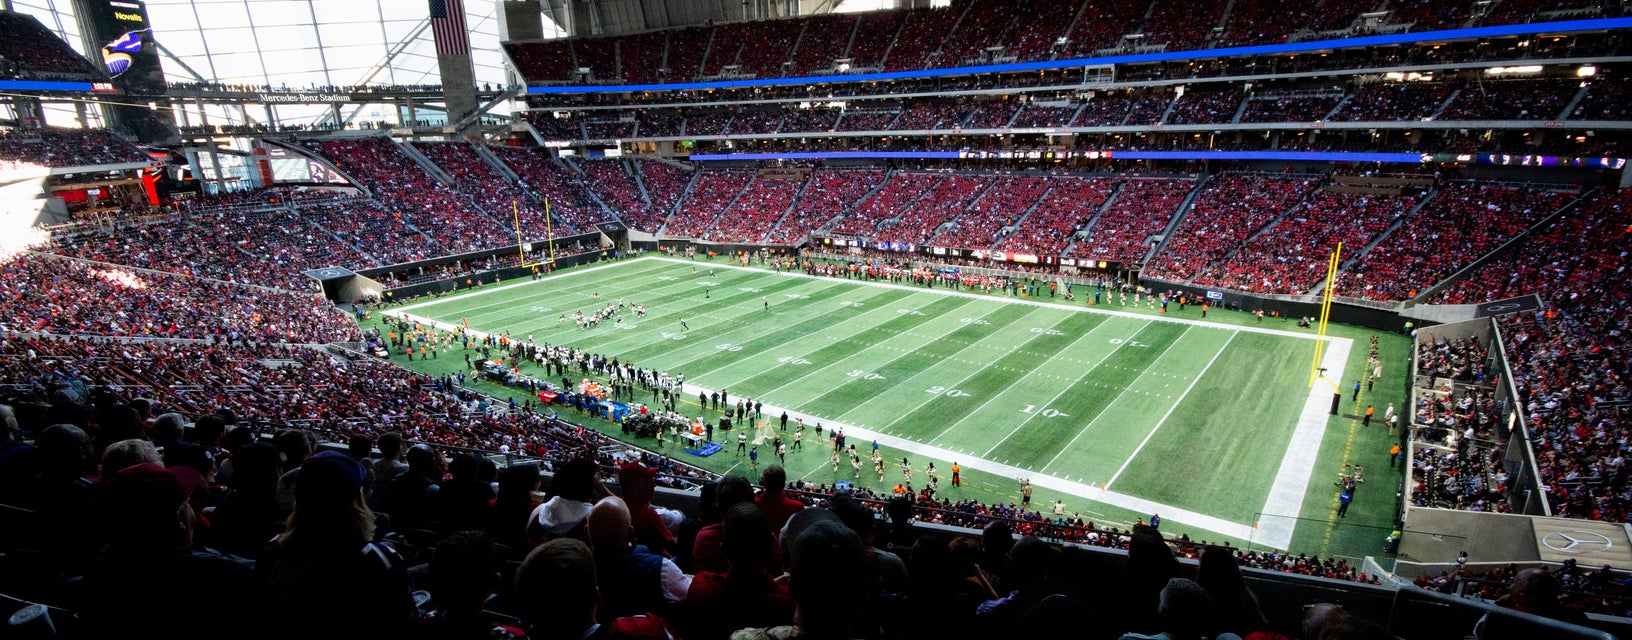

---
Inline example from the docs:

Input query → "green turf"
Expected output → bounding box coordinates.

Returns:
[373,254,1411,558]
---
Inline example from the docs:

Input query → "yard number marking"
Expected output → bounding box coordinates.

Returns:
[1021,405,1070,418]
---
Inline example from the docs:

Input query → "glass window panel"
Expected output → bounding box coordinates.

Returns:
[263,71,333,90]
[191,2,252,28]
[156,29,207,57]
[259,48,325,75]
[203,27,259,53]
[246,0,314,26]
[312,1,381,24]
[202,51,267,79]
[322,43,388,65]
[145,4,197,31]
[317,22,387,48]
[381,19,422,43]
[255,25,322,51]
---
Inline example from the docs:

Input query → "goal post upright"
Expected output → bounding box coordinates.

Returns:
[1308,242,1342,389]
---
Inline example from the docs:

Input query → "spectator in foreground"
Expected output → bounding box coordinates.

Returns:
[487,461,542,552]
[206,441,285,558]
[258,450,416,638]
[586,496,693,621]
[1197,545,1272,636]
[433,452,495,534]
[755,464,804,530]
[620,460,677,555]
[515,537,679,640]
[98,438,161,482]
[1474,568,1590,639]
[1122,526,1184,633]
[80,461,261,639]
[1119,578,1232,640]
[693,474,756,573]
[678,502,796,640]
[527,455,605,545]
[414,530,523,640]
[732,521,870,640]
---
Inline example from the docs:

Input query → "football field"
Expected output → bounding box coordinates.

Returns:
[387,255,1354,549]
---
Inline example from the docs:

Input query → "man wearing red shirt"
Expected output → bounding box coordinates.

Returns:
[618,462,674,556]
[754,465,804,531]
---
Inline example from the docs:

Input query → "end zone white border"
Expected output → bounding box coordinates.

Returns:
[385,256,1352,548]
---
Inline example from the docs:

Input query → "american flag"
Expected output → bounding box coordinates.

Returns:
[429,0,470,56]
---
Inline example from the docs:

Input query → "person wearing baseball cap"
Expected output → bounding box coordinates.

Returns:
[258,450,415,638]
[619,461,676,556]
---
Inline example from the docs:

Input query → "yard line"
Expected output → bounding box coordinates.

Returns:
[712,296,990,396]
[828,304,1024,426]
[644,256,1329,343]
[464,269,802,344]
[732,397,1261,543]
[746,301,1011,408]
[423,262,679,319]
[1038,328,1201,473]
[631,282,897,374]
[1104,329,1238,489]
[1254,335,1353,549]
[933,311,1096,444]
[395,258,668,313]
[990,323,1184,459]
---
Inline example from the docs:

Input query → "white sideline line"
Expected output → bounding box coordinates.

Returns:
[849,308,1108,435]
[1104,329,1236,488]
[982,321,1174,457]
[637,256,1335,342]
[391,255,1354,548]
[926,312,1081,444]
[729,296,991,399]
[769,402,1262,543]
[387,305,1259,542]
[1041,324,1196,473]
[1253,337,1353,550]
[394,258,648,313]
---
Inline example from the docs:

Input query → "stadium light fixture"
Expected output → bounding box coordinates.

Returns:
[1485,65,1543,74]
[1577,65,1597,77]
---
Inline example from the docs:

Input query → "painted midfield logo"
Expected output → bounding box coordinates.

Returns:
[1541,531,1614,554]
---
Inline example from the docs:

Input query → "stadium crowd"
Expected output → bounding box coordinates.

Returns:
[0,251,357,343]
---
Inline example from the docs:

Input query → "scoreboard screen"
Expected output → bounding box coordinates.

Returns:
[84,0,167,97]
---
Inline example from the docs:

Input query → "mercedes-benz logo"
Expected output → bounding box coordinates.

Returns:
[1541,530,1614,554]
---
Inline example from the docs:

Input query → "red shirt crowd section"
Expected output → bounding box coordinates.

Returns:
[1193,190,1414,294]
[698,176,803,243]
[1343,182,1572,302]
[0,251,357,343]
[664,170,755,240]
[830,172,946,237]
[490,146,606,234]
[942,176,1050,250]
[415,142,562,240]
[0,337,618,461]
[878,175,997,245]
[502,0,1585,83]
[1067,178,1194,265]
[632,160,692,233]
[1144,174,1318,282]
[302,138,515,253]
[0,128,148,171]
[995,177,1118,256]
[47,204,370,290]
[767,169,884,245]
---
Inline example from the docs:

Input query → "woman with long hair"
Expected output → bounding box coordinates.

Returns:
[257,450,416,638]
